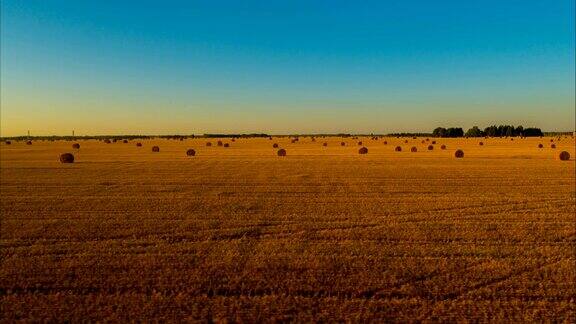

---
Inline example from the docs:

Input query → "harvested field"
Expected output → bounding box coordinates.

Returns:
[0,136,575,322]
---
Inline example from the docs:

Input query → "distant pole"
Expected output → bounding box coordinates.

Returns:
[27,130,30,138]
[72,130,75,137]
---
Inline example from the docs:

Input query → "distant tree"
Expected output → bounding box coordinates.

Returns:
[515,126,523,136]
[505,125,514,137]
[465,126,483,137]
[445,127,464,137]
[484,125,497,137]
[523,127,543,137]
[432,127,447,137]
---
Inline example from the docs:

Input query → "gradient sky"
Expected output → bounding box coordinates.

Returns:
[1,1,574,136]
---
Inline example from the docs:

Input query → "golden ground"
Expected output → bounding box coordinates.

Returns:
[1,136,575,321]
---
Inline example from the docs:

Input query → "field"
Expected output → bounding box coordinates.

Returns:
[1,136,575,322]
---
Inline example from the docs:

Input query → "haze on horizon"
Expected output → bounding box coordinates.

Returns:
[1,1,574,137]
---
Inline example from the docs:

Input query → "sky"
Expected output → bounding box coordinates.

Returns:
[1,1,574,136]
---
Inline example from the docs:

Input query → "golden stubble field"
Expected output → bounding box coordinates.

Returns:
[1,136,575,322]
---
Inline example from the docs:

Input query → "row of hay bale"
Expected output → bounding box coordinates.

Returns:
[58,148,571,162]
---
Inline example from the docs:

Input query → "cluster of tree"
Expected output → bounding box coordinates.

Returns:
[432,125,543,138]
[432,127,464,138]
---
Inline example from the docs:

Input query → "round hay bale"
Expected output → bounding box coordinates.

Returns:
[395,146,402,152]
[291,139,297,143]
[152,146,160,152]
[123,140,128,143]
[186,149,196,156]
[59,153,74,163]
[311,137,316,142]
[559,151,570,161]
[206,142,212,147]
[5,141,11,145]
[454,149,464,158]
[277,148,286,156]
[323,142,328,147]
[538,143,544,148]
[431,141,436,144]
[217,141,223,146]
[383,141,388,145]
[358,147,368,154]
[425,138,430,142]
[550,143,556,149]
[26,141,32,145]
[427,145,434,150]
[112,139,117,143]
[411,146,417,152]
[441,144,447,150]
[479,142,484,146]
[358,141,363,146]
[550,139,554,142]
[404,140,409,144]
[72,143,80,149]
[231,138,236,142]
[412,137,417,140]
[136,142,142,147]
[269,137,273,140]
[341,142,346,146]
[104,139,111,144]
[272,143,279,148]
[223,143,230,147]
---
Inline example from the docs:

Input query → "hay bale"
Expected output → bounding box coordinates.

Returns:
[411,146,417,152]
[186,149,196,156]
[5,141,11,145]
[358,141,363,146]
[123,140,128,143]
[383,141,388,145]
[425,138,430,142]
[206,142,212,147]
[358,147,368,154]
[277,148,286,156]
[152,146,160,152]
[427,145,434,150]
[404,140,409,144]
[72,143,80,149]
[323,142,328,147]
[136,142,142,147]
[550,139,554,142]
[59,153,74,163]
[341,142,346,146]
[231,138,236,142]
[395,146,402,152]
[441,144,447,150]
[223,143,230,148]
[479,142,484,146]
[113,139,117,143]
[26,141,32,145]
[559,151,570,161]
[272,143,279,148]
[104,139,111,144]
[551,143,556,149]
[538,144,544,148]
[454,149,464,158]
[217,140,223,146]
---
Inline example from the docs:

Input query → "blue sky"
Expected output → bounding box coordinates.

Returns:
[1,1,574,135]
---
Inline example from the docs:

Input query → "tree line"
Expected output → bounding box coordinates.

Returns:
[432,125,543,138]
